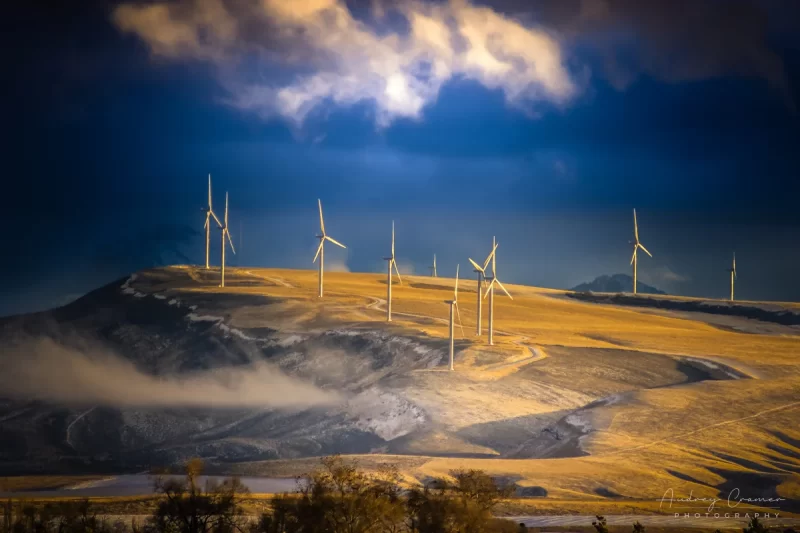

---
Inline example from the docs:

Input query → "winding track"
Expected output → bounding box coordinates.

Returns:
[66,406,97,450]
[364,295,548,370]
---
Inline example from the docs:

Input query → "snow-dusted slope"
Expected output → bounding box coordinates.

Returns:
[0,267,745,475]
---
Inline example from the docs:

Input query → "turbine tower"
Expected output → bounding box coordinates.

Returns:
[444,264,465,371]
[483,236,512,346]
[629,208,652,295]
[468,241,497,336]
[313,199,346,298]
[429,254,438,277]
[202,174,222,269]
[219,192,236,287]
[728,252,737,301]
[382,221,402,321]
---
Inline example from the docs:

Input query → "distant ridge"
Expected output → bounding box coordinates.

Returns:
[571,274,666,295]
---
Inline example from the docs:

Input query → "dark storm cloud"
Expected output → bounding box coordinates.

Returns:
[488,0,796,108]
[93,223,199,273]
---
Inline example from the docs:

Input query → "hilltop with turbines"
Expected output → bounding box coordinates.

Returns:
[0,176,797,508]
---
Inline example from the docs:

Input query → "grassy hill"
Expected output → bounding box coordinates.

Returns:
[0,265,798,514]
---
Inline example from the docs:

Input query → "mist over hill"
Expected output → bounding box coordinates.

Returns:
[571,274,666,295]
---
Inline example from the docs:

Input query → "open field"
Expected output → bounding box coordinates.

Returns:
[1,265,798,518]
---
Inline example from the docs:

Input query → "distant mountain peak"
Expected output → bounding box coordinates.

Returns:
[571,273,666,295]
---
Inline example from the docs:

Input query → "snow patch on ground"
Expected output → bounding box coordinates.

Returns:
[185,312,261,341]
[278,335,305,347]
[347,388,426,441]
[168,299,180,306]
[693,359,719,369]
[154,294,167,300]
[593,394,624,407]
[329,328,366,337]
[565,413,592,433]
[119,274,147,297]
[218,323,258,341]
[684,357,742,379]
[187,313,224,323]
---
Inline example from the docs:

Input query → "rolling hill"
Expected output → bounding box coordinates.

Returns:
[0,266,798,512]
[571,273,666,294]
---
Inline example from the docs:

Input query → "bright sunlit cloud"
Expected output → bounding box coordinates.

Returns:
[112,0,580,128]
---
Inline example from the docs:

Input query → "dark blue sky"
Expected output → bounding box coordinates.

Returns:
[4,0,800,316]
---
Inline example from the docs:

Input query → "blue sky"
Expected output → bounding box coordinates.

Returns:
[4,0,800,315]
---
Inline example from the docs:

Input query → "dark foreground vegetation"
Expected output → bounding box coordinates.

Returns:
[1,457,791,533]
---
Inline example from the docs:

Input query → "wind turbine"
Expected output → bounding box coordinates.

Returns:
[468,241,497,337]
[429,254,438,277]
[444,264,465,371]
[313,199,346,298]
[728,252,737,301]
[202,174,222,269]
[219,192,236,287]
[629,208,652,295]
[382,221,402,321]
[483,236,512,346]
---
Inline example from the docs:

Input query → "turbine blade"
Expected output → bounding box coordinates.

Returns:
[495,278,513,300]
[392,220,395,256]
[483,278,496,299]
[392,259,402,284]
[325,236,346,249]
[313,240,323,263]
[638,243,652,257]
[482,243,498,270]
[630,248,637,265]
[318,199,325,234]
[633,208,639,242]
[224,192,229,225]
[491,237,497,274]
[468,258,484,273]
[208,174,212,209]
[454,302,465,338]
[203,216,209,230]
[210,210,222,228]
[454,264,459,300]
[226,230,236,254]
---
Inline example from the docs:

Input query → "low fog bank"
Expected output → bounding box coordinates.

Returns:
[0,338,342,409]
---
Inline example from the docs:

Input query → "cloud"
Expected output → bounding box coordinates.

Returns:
[518,0,795,108]
[112,0,580,128]
[0,338,341,408]
[395,260,416,276]
[641,265,690,286]
[326,258,351,273]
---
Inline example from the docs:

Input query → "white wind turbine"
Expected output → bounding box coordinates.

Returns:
[468,241,497,337]
[444,264,465,371]
[728,252,737,301]
[313,199,346,298]
[382,221,402,321]
[429,254,438,277]
[202,174,222,269]
[219,192,236,287]
[629,208,652,295]
[483,236,512,346]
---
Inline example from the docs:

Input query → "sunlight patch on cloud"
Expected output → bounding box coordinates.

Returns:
[112,0,580,128]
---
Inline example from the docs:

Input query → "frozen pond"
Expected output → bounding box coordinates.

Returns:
[0,475,300,498]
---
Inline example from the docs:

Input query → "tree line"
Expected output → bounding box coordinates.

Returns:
[2,457,794,533]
